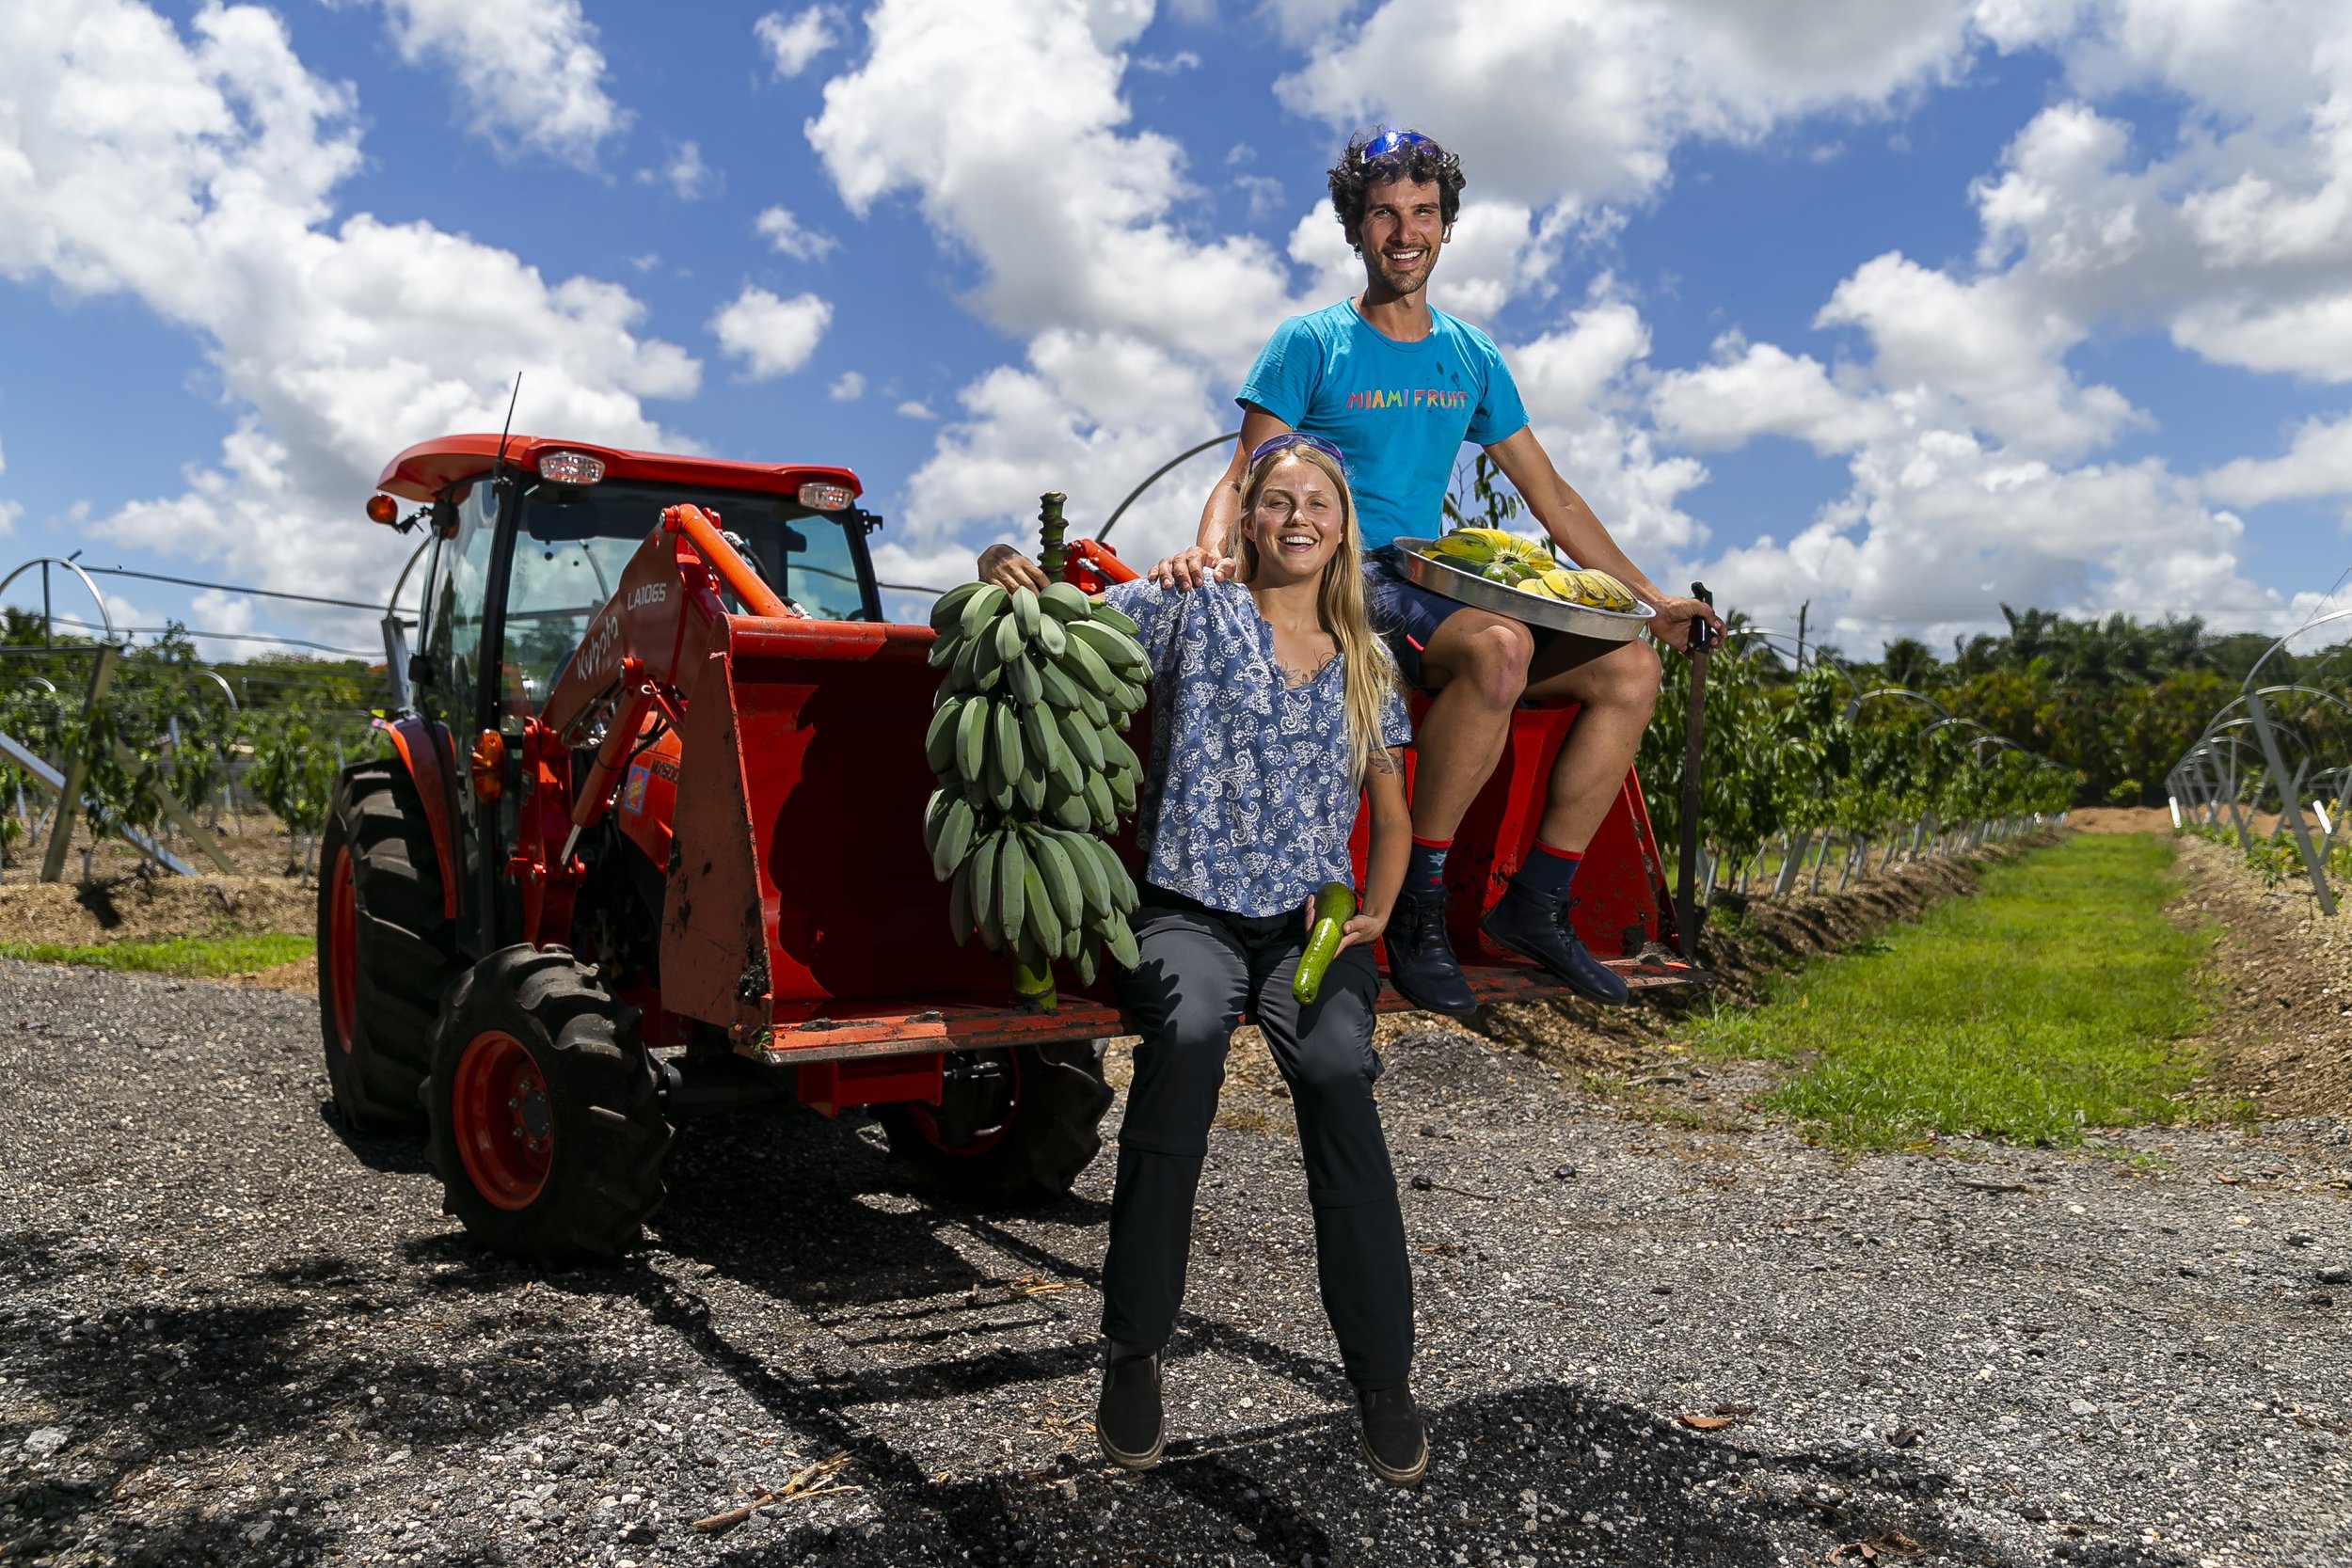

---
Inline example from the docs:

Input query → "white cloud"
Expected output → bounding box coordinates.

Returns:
[897,400,937,420]
[362,0,624,166]
[901,330,1225,561]
[0,439,14,534]
[709,287,832,380]
[186,587,263,663]
[1815,252,2145,461]
[1506,296,1712,561]
[640,140,721,201]
[1651,336,1900,454]
[1958,12,2352,385]
[827,370,866,401]
[0,0,697,633]
[754,205,838,261]
[2203,413,2352,509]
[807,0,1298,366]
[1275,0,1974,211]
[1699,438,2270,647]
[755,6,840,78]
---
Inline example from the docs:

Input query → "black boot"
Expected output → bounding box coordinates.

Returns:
[1480,880,1629,1005]
[1097,1341,1164,1470]
[1381,886,1477,1017]
[1356,1381,1427,1485]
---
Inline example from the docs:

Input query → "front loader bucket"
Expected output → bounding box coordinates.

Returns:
[660,613,1011,1045]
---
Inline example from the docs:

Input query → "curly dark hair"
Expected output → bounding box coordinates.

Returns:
[1327,128,1466,244]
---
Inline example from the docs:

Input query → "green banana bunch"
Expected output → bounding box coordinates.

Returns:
[925,577,1152,996]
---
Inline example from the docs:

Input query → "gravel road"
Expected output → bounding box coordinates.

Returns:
[1,959,2346,1568]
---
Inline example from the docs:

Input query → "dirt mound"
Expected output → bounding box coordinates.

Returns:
[2171,833,2352,1118]
[0,876,311,948]
[2072,805,2176,834]
[229,954,319,994]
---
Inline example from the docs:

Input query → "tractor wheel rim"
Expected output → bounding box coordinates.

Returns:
[326,844,358,1054]
[910,1049,1020,1158]
[451,1029,551,1211]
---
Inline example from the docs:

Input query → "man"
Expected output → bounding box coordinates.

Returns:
[1152,127,1723,1016]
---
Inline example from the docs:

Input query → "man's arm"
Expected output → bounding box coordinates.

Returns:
[1152,404,1295,592]
[1484,424,1725,652]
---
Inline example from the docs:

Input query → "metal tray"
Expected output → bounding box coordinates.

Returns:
[1391,538,1655,642]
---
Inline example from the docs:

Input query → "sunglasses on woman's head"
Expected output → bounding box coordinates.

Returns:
[1362,128,1435,163]
[1250,431,1350,480]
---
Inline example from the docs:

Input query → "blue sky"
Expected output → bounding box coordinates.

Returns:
[3,0,2349,660]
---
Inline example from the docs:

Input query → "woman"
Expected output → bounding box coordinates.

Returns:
[977,434,1425,1485]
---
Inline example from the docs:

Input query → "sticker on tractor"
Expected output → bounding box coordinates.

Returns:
[622,764,650,816]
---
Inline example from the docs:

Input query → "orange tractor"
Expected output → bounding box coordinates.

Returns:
[321,436,1695,1262]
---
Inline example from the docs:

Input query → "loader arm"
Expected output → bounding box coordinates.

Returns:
[524,505,818,1039]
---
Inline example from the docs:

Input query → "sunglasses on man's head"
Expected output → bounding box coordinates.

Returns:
[1362,128,1435,163]
[1250,431,1350,480]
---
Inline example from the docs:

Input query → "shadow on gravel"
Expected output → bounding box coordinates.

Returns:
[0,1224,656,1565]
[677,1375,2193,1567]
[313,1103,431,1174]
[645,1104,1113,1320]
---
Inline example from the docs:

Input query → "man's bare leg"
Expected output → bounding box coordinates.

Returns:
[1378,609,1534,1017]
[1472,634,1661,1006]
[1523,636,1663,851]
[1404,610,1534,838]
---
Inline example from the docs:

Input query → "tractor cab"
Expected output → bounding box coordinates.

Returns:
[378,437,879,732]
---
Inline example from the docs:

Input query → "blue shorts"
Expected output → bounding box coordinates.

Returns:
[1363,547,1558,691]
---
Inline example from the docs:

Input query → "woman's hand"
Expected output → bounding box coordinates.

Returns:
[1333,903,1388,955]
[1148,545,1236,592]
[977,543,1051,593]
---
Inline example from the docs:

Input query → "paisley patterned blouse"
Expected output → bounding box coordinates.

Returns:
[1105,578,1410,918]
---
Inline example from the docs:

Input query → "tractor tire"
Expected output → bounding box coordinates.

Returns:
[875,1040,1113,1204]
[317,760,463,1132]
[423,945,672,1264]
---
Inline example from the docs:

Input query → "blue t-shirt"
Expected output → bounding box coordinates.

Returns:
[1105,578,1410,919]
[1235,300,1530,551]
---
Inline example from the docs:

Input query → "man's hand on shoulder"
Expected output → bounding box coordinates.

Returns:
[1646,594,1728,654]
[1148,545,1237,593]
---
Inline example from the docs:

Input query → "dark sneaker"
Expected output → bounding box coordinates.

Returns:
[1382,887,1478,1018]
[1097,1342,1164,1470]
[1356,1382,1427,1486]
[1481,882,1629,1006]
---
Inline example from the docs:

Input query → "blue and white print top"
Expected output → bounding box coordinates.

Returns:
[1104,578,1412,918]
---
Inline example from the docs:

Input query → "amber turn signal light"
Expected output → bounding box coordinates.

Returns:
[469,729,506,802]
[365,494,400,526]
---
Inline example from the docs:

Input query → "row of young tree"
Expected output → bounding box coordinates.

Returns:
[1827,604,2349,807]
[0,612,389,878]
[1636,645,2079,898]
[1630,601,2352,899]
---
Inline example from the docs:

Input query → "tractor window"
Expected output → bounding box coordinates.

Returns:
[501,523,640,719]
[502,479,876,713]
[424,480,503,729]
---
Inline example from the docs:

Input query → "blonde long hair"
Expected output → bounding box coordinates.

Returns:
[1227,444,1402,786]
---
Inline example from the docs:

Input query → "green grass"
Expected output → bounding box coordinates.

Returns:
[0,931,314,978]
[1692,833,2210,1150]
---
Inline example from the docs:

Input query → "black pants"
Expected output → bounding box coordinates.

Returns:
[1101,890,1413,1390]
